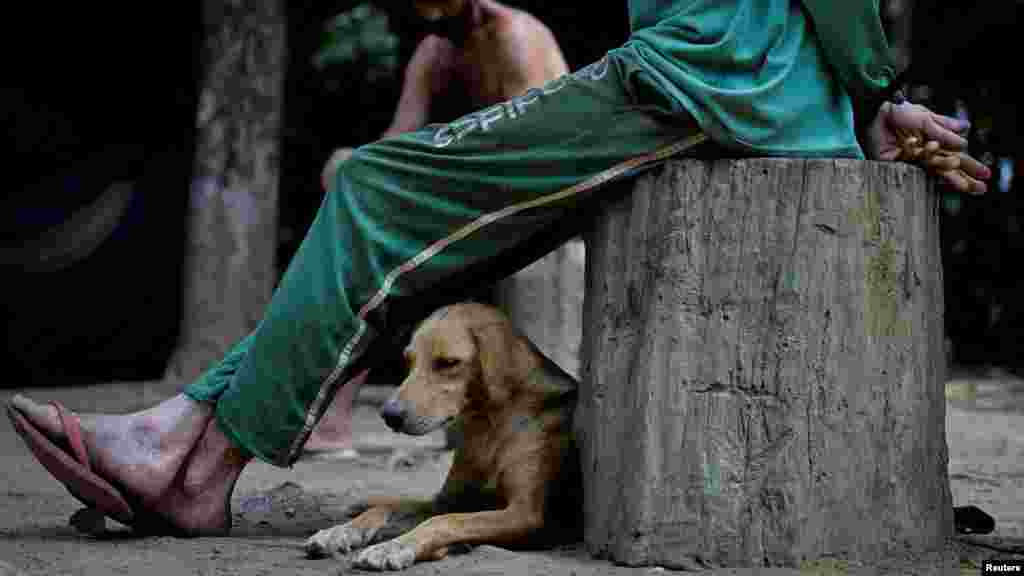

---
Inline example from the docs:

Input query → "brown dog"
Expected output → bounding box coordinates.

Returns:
[305,302,581,570]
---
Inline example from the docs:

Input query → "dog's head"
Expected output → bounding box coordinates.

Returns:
[379,302,535,435]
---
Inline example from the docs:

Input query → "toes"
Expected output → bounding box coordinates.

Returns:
[353,541,416,571]
[9,395,63,438]
[305,523,370,558]
[304,533,333,559]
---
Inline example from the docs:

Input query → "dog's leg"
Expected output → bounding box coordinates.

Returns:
[305,496,435,558]
[352,505,543,571]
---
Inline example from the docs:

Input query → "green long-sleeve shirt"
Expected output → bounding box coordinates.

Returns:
[623,0,897,157]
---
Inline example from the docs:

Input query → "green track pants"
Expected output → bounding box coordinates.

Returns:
[184,45,708,466]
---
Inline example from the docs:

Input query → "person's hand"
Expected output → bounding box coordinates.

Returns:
[865,100,991,195]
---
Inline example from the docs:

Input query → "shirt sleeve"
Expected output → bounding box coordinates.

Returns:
[799,0,898,102]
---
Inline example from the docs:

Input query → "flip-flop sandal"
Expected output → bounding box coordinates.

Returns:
[954,504,996,535]
[6,401,134,527]
[8,400,229,537]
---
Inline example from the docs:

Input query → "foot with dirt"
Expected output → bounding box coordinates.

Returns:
[6,393,248,536]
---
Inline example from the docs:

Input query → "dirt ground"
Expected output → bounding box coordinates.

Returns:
[1,368,1022,576]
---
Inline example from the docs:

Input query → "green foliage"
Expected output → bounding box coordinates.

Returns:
[312,3,399,83]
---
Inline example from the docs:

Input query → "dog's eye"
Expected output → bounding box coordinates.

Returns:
[433,357,459,370]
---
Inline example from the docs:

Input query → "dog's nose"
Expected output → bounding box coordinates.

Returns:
[380,398,407,431]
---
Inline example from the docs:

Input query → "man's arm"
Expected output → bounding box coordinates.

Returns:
[322,36,457,190]
[382,35,457,138]
[491,8,569,99]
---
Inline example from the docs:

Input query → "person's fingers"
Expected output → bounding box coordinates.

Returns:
[967,176,988,195]
[912,142,953,173]
[889,104,966,152]
[876,143,902,162]
[939,167,987,196]
[922,112,968,152]
[956,153,993,183]
[939,169,971,194]
[918,149,989,194]
[911,141,941,165]
[900,142,924,161]
[894,126,918,147]
[923,150,960,173]
[932,113,970,136]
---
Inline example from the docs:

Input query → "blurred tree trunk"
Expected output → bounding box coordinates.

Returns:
[164,0,286,383]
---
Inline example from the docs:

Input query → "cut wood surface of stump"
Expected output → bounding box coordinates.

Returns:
[578,158,952,569]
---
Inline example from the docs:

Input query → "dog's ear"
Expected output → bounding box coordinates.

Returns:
[469,321,533,404]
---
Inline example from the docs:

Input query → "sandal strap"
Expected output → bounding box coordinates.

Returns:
[51,402,90,472]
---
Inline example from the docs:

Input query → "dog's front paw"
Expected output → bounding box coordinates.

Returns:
[305,522,375,558]
[352,539,417,571]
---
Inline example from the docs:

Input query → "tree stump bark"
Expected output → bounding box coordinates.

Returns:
[578,158,952,569]
[164,0,286,382]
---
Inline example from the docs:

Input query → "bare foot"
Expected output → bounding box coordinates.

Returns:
[8,393,249,535]
[155,417,250,535]
[303,369,369,459]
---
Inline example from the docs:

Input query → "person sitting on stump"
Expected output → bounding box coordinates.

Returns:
[8,0,990,567]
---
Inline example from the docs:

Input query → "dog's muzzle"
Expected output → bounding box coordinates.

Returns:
[380,396,450,435]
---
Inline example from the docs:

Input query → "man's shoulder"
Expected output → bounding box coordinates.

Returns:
[491,7,559,49]
[411,34,458,66]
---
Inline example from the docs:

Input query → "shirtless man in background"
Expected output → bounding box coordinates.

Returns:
[305,0,569,459]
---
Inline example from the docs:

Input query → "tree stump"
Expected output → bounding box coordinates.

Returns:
[578,158,952,569]
[164,0,286,382]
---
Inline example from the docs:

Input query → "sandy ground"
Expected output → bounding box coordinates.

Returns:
[1,369,1023,576]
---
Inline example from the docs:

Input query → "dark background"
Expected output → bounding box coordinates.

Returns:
[1,1,1019,386]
